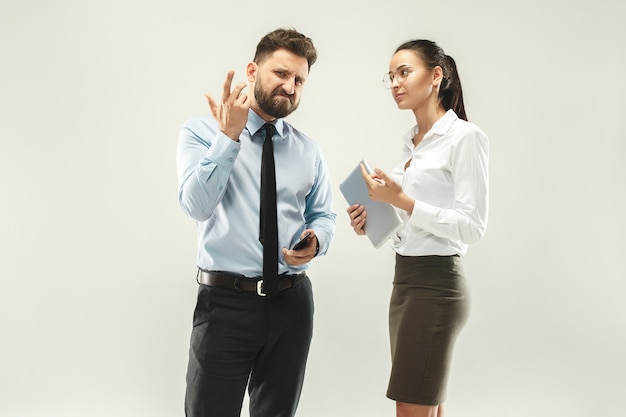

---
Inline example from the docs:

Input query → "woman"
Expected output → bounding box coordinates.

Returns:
[347,40,489,417]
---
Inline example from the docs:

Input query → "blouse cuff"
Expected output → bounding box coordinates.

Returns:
[408,199,437,228]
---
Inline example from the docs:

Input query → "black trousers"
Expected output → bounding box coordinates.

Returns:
[185,276,314,417]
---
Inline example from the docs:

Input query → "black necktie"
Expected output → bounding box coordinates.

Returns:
[259,123,278,297]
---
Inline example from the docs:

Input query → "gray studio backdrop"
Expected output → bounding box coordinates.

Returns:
[1,0,625,416]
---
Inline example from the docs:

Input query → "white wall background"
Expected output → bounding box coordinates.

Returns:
[1,0,625,416]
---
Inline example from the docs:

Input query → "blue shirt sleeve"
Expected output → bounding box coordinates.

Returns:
[304,147,336,256]
[176,117,241,222]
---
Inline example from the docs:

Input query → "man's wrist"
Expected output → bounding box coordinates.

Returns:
[222,129,241,142]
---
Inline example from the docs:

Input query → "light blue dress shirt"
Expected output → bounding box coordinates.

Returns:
[177,109,336,277]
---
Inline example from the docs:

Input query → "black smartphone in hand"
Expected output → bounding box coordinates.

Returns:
[292,232,312,251]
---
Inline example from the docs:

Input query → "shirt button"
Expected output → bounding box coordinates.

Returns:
[228,157,234,162]
[219,186,224,191]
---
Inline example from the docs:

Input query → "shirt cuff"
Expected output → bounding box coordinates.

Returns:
[409,199,437,228]
[313,228,330,257]
[204,132,241,168]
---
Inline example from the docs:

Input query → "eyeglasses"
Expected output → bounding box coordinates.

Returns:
[382,66,413,89]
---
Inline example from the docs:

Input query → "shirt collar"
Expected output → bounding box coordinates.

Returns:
[431,109,458,135]
[402,109,458,148]
[246,109,285,139]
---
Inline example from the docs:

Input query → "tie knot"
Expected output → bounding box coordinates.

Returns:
[263,123,276,141]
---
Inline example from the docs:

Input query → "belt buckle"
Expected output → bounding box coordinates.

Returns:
[256,280,266,297]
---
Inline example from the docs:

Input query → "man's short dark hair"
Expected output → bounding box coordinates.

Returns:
[254,28,317,69]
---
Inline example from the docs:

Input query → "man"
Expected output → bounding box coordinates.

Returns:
[176,28,336,417]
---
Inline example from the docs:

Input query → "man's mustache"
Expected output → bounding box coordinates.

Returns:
[272,88,294,102]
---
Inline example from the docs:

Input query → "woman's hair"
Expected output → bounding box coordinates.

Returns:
[395,39,467,121]
[254,28,317,69]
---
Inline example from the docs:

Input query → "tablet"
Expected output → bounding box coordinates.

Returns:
[339,159,403,248]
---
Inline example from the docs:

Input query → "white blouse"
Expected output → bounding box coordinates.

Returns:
[389,110,489,256]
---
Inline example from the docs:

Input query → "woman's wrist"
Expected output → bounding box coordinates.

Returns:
[394,193,414,215]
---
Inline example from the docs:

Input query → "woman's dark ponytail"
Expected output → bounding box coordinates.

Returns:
[394,40,468,121]
[441,54,466,121]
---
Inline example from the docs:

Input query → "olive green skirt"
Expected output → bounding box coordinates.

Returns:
[387,254,469,405]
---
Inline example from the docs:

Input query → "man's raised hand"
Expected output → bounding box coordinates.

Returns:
[205,71,251,141]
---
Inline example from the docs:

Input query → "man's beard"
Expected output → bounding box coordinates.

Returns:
[254,83,299,119]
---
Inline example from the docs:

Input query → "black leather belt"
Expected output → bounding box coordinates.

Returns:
[198,270,306,297]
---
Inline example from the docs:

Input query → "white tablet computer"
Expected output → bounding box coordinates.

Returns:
[339,159,403,248]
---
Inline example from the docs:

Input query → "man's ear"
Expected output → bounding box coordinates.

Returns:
[246,62,257,82]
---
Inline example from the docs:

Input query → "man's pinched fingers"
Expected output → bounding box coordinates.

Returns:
[230,82,248,103]
[236,91,250,106]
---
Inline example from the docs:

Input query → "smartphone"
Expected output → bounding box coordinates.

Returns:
[291,232,312,251]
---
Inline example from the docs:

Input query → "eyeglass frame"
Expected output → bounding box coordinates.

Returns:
[382,65,414,89]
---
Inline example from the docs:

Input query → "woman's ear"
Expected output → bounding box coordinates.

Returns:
[432,65,444,88]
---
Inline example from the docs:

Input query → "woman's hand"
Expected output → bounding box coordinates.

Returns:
[347,204,366,235]
[360,164,414,214]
